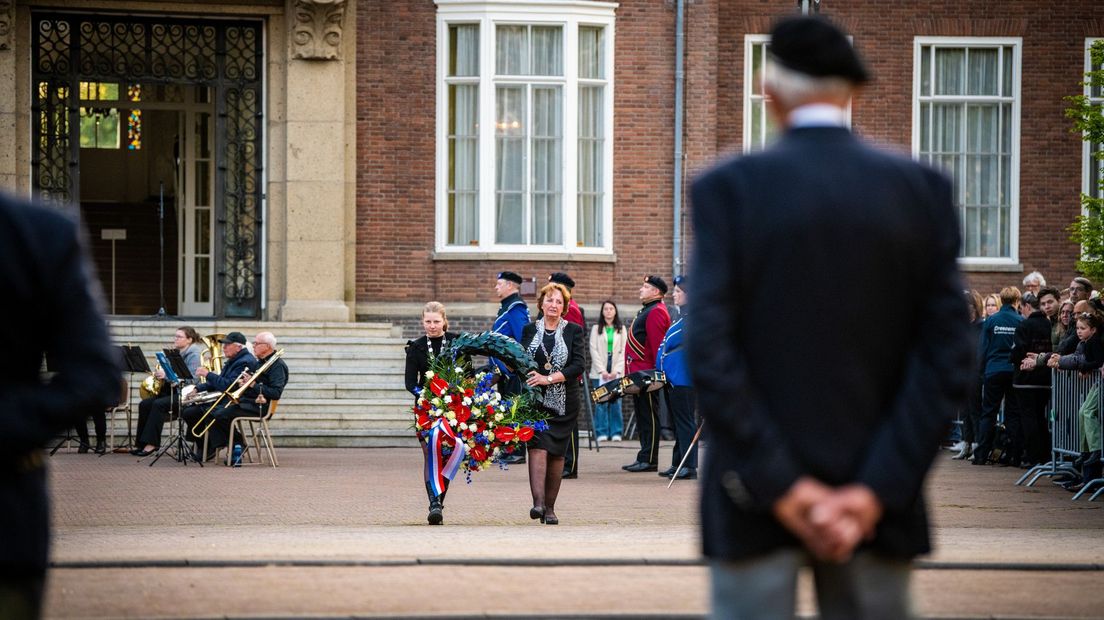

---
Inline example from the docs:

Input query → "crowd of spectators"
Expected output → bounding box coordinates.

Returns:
[954,271,1103,492]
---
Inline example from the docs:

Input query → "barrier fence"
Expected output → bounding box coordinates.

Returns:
[1017,369,1103,501]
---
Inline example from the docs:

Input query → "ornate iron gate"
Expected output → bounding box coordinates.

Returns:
[31,13,264,318]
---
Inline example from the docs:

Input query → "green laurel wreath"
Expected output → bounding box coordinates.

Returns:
[446,331,537,375]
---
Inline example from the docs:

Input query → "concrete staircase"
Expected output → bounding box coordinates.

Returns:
[108,319,418,447]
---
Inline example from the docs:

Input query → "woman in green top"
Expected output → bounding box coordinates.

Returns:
[589,300,627,441]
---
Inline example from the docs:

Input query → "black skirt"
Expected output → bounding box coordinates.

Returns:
[528,385,581,457]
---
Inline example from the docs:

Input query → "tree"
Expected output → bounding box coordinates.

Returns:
[1065,40,1104,281]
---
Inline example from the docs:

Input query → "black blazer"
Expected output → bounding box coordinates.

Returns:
[0,194,121,577]
[688,126,973,561]
[520,322,586,404]
[405,332,461,397]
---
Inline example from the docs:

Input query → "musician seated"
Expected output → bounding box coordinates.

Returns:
[132,326,204,457]
[181,332,257,459]
[204,331,288,453]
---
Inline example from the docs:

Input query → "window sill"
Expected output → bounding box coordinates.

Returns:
[957,261,1024,273]
[432,250,617,263]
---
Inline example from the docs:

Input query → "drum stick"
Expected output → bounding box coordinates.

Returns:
[667,422,703,489]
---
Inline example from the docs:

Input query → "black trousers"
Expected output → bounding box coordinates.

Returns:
[75,410,106,444]
[666,385,698,470]
[961,373,982,444]
[136,395,174,447]
[1014,386,1052,465]
[563,385,583,475]
[977,371,1014,462]
[204,404,261,451]
[633,391,659,465]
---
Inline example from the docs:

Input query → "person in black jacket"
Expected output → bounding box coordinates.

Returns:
[1047,311,1104,490]
[0,193,121,619]
[202,331,288,456]
[974,287,1024,465]
[181,332,258,459]
[521,282,585,526]
[688,16,972,618]
[1009,294,1053,466]
[404,301,462,525]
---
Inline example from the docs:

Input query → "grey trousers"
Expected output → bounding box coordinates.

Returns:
[710,548,912,620]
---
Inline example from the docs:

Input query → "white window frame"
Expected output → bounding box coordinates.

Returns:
[912,36,1022,267]
[434,0,617,256]
[1084,37,1103,208]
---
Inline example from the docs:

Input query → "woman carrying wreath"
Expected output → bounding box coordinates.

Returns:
[404,301,462,525]
[521,282,585,525]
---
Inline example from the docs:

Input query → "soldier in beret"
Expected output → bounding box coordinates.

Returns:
[689,16,972,617]
[492,271,531,465]
[622,275,671,473]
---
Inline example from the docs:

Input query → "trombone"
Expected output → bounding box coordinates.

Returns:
[191,349,284,438]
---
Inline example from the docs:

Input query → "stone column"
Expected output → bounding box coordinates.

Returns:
[280,0,352,321]
[0,0,16,191]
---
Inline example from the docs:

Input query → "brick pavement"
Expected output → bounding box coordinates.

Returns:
[42,443,1104,618]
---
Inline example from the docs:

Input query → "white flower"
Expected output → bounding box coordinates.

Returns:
[425,371,434,379]
[446,411,456,421]
[449,419,457,427]
[443,395,451,404]
[494,413,504,422]
[455,367,463,374]
[432,398,442,406]
[483,430,493,439]
[463,397,472,406]
[458,422,468,431]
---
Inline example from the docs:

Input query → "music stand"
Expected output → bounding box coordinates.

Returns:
[148,349,201,467]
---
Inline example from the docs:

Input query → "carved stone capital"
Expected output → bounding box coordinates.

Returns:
[291,0,345,61]
[0,0,13,51]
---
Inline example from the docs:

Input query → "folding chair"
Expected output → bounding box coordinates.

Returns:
[227,400,280,467]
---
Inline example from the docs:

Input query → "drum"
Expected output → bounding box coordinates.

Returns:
[620,370,666,395]
[590,377,625,404]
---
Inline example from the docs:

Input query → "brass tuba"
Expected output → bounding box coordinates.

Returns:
[197,333,226,381]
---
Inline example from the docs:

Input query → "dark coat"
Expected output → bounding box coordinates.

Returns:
[1011,310,1053,386]
[404,332,462,397]
[520,321,586,405]
[688,126,973,561]
[237,354,288,415]
[0,194,121,578]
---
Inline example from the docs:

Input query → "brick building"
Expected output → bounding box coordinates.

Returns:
[358,0,1104,331]
[1,1,1102,324]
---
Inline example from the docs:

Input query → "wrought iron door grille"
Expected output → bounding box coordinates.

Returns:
[31,12,264,318]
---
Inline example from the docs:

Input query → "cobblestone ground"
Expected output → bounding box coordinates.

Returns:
[42,442,1104,618]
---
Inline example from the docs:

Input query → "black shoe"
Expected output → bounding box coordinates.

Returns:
[673,467,697,480]
[94,440,107,455]
[428,499,443,525]
[624,461,658,473]
[530,506,545,521]
[132,447,156,457]
[543,514,559,525]
[659,466,677,478]
[562,469,578,479]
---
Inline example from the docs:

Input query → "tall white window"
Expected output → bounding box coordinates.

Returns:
[1086,38,1104,204]
[744,35,777,151]
[436,1,615,254]
[914,38,1021,264]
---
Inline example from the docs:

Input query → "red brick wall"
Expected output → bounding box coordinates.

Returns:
[356,0,1104,308]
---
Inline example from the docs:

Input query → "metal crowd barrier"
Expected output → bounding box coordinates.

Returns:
[1018,369,1104,501]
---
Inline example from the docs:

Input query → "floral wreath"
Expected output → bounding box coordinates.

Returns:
[413,331,548,495]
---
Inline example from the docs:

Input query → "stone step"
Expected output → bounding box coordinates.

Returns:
[108,319,399,338]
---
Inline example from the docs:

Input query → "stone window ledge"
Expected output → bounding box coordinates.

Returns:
[958,261,1024,273]
[432,251,617,263]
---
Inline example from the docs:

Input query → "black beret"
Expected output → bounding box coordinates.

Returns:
[218,331,247,345]
[549,272,575,289]
[769,16,869,84]
[497,271,523,285]
[644,275,668,295]
[673,274,686,291]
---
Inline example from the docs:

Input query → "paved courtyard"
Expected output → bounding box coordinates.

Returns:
[43,442,1104,618]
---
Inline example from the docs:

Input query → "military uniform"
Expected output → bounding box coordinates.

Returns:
[625,286,670,469]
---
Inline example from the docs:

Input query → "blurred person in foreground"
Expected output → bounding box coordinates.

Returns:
[0,194,121,619]
[688,16,972,619]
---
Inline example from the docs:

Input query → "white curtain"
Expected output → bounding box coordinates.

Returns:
[496,26,526,75]
[495,86,525,244]
[922,45,1012,258]
[450,24,479,77]
[578,26,603,79]
[531,86,562,244]
[531,26,562,76]
[578,85,602,247]
[448,83,478,245]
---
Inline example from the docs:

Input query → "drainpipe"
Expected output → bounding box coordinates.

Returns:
[672,0,686,280]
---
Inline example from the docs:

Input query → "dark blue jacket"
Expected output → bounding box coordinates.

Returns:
[198,347,258,394]
[656,315,690,387]
[491,293,530,377]
[978,305,1022,377]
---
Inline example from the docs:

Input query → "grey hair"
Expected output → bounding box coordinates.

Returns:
[1023,271,1046,287]
[763,58,854,110]
[255,331,277,347]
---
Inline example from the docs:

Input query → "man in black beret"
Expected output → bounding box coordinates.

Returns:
[548,272,587,479]
[689,15,972,618]
[622,275,671,473]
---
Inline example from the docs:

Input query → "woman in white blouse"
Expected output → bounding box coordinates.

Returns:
[589,300,627,441]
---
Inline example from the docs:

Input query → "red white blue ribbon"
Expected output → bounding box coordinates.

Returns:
[428,418,467,497]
